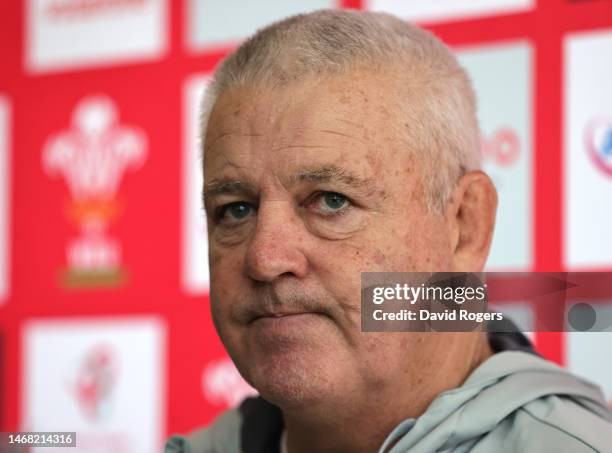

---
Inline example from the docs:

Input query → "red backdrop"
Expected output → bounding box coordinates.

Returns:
[0,1,611,452]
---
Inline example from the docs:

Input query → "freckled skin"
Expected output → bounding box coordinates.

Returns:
[204,71,497,453]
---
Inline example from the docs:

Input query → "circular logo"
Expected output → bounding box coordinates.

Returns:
[584,117,612,177]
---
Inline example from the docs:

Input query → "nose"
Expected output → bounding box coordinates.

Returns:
[244,200,309,282]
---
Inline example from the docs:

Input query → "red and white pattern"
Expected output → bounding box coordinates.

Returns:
[1,1,612,450]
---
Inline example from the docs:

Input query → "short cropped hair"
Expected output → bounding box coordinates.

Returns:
[201,9,480,213]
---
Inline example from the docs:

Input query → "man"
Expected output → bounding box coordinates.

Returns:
[166,9,612,453]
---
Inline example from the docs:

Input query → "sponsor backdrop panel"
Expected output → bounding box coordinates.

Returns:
[567,327,612,407]
[26,0,169,73]
[567,298,612,406]
[0,0,610,448]
[568,331,612,405]
[182,75,210,295]
[187,0,336,51]
[458,42,533,271]
[12,71,180,302]
[365,0,534,24]
[21,317,166,452]
[492,302,535,341]
[564,28,612,270]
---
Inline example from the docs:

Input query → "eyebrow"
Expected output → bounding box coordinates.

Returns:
[293,165,377,191]
[203,164,378,205]
[203,180,257,204]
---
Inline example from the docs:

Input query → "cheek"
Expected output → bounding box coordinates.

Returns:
[349,333,428,387]
[209,247,244,318]
[377,206,452,270]
[313,243,393,324]
[210,221,254,248]
[326,236,415,274]
[209,263,246,358]
[404,221,452,269]
[209,240,243,275]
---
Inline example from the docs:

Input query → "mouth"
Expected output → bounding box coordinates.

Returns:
[250,311,320,324]
[248,311,330,333]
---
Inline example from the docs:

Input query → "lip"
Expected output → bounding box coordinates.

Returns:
[249,312,326,330]
[250,312,316,323]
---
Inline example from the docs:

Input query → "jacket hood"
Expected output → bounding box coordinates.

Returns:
[380,351,612,452]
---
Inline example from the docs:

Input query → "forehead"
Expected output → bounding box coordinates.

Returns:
[203,72,415,183]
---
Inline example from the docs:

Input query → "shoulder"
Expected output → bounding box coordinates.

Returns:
[164,408,243,453]
[482,395,612,453]
[164,396,284,453]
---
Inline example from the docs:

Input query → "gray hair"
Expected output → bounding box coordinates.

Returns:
[200,9,480,213]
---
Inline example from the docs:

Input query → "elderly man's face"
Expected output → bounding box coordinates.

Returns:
[204,72,459,407]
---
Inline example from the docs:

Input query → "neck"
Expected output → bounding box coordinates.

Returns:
[283,333,493,453]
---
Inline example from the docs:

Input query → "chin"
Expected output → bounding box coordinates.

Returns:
[242,351,336,410]
[224,318,348,408]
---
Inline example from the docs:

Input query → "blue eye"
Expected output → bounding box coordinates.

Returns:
[317,192,350,214]
[218,202,253,223]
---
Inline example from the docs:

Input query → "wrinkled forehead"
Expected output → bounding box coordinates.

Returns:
[203,72,417,182]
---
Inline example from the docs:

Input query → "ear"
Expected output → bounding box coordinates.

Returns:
[445,170,498,272]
